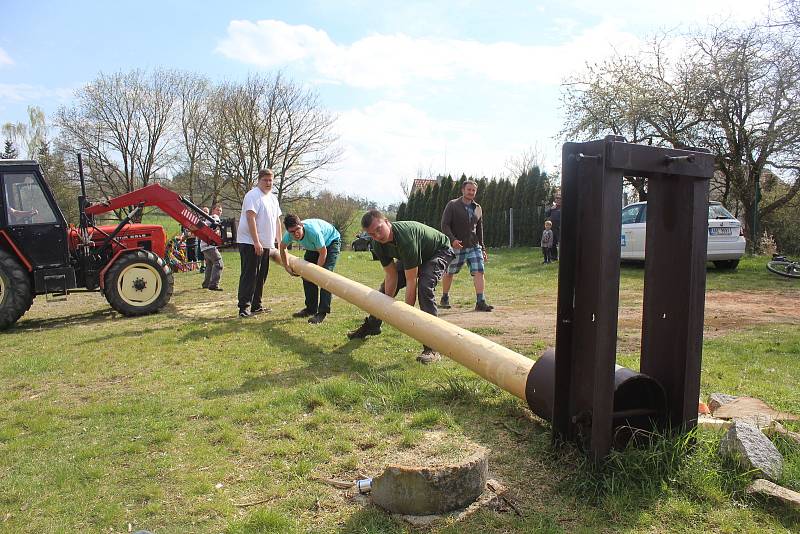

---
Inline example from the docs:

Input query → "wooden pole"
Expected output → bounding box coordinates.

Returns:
[269,250,534,399]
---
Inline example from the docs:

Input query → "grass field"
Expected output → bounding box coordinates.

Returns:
[1,251,799,533]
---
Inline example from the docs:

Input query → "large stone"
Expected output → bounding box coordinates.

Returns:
[747,479,800,511]
[713,396,799,425]
[719,421,784,481]
[370,449,488,515]
[708,392,738,412]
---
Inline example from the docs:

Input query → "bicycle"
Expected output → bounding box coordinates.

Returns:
[766,254,800,279]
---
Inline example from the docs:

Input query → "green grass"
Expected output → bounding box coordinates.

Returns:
[0,249,798,532]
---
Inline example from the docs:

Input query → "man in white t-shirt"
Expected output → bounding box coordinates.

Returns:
[236,169,282,317]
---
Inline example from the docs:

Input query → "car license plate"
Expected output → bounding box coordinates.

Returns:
[709,227,732,236]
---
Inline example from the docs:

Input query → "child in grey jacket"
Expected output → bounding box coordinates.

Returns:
[541,220,554,264]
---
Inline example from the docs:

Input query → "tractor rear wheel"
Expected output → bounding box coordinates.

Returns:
[0,249,34,330]
[104,250,174,316]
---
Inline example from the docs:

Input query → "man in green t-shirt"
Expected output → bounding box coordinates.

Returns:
[347,209,454,364]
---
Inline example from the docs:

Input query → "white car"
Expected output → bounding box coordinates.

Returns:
[620,201,746,269]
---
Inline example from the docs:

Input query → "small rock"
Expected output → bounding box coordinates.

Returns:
[720,421,784,481]
[747,479,800,511]
[697,415,731,432]
[708,392,738,412]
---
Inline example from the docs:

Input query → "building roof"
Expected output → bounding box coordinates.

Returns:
[410,178,438,196]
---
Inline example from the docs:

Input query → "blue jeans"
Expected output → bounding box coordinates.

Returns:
[302,239,340,314]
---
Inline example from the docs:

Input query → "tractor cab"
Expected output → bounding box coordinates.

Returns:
[0,160,75,293]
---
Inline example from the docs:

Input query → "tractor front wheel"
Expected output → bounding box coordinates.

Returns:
[104,250,174,316]
[0,249,34,330]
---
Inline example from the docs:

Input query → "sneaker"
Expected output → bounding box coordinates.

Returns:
[416,348,442,364]
[475,300,494,312]
[347,322,382,339]
[251,306,271,314]
[439,295,452,309]
[292,308,315,318]
[239,309,252,318]
[208,286,223,291]
[308,312,327,324]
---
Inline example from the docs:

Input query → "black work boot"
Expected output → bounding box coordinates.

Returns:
[308,312,327,324]
[347,319,382,339]
[474,300,494,312]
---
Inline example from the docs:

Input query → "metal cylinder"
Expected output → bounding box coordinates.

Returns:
[525,349,667,442]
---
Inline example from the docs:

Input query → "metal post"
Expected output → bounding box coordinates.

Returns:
[551,136,714,460]
[509,208,514,247]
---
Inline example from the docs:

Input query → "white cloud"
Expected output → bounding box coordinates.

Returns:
[319,100,526,203]
[217,19,642,88]
[0,83,74,103]
[0,47,13,67]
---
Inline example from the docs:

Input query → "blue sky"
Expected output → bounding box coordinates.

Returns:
[0,0,771,203]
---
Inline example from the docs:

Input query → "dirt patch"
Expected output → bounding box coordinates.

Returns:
[441,290,799,356]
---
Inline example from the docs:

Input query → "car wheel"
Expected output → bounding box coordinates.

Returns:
[713,259,739,270]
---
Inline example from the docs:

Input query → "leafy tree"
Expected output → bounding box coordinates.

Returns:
[303,190,362,242]
[1,139,17,159]
[561,25,800,246]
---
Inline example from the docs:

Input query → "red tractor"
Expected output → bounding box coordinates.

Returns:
[0,157,227,329]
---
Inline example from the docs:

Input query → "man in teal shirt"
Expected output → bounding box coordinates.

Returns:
[279,214,341,324]
[347,209,454,364]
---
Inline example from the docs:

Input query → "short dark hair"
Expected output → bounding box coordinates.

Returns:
[361,209,384,229]
[462,180,478,189]
[258,169,274,178]
[284,213,301,229]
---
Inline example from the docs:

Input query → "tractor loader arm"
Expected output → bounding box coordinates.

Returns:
[84,184,223,246]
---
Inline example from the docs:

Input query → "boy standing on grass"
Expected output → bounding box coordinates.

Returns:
[200,205,224,291]
[236,169,282,318]
[278,214,341,325]
[541,220,554,264]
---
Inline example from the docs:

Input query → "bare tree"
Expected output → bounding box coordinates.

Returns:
[214,73,341,206]
[270,80,341,204]
[174,72,211,203]
[56,69,178,200]
[505,144,545,181]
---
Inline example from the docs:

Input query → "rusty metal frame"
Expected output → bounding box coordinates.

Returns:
[554,136,714,460]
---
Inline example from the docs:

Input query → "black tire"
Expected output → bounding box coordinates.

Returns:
[713,259,740,270]
[766,260,800,279]
[0,249,34,330]
[104,250,174,316]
